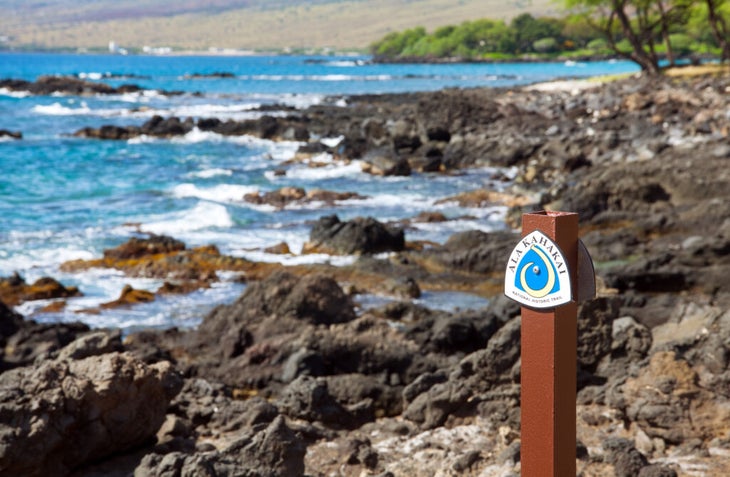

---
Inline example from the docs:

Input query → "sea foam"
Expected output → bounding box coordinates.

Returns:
[172,128,224,144]
[172,183,257,203]
[0,88,30,98]
[268,160,364,181]
[33,102,93,115]
[187,168,234,179]
[143,201,234,235]
[240,250,357,267]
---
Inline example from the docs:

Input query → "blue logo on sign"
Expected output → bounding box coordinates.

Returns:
[515,245,560,299]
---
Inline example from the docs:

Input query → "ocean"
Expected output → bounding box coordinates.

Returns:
[0,52,639,331]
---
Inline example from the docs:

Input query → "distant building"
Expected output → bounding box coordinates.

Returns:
[142,45,173,55]
[109,41,128,55]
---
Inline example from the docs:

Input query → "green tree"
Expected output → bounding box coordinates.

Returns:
[370,27,426,57]
[564,0,692,73]
[510,13,564,53]
[702,0,730,60]
[655,0,693,66]
[562,14,599,47]
[450,19,515,56]
[368,3,723,63]
[533,37,560,52]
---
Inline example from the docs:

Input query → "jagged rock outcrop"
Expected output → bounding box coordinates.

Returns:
[0,348,182,476]
[304,214,405,255]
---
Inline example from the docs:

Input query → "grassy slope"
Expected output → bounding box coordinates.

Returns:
[1,0,556,51]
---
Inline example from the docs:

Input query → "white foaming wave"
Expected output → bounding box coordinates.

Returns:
[127,135,156,144]
[33,102,93,115]
[6,226,108,242]
[124,107,283,121]
[113,90,165,103]
[294,152,335,165]
[187,168,233,179]
[240,250,357,267]
[321,74,392,81]
[0,136,17,143]
[243,92,325,110]
[279,93,325,109]
[0,88,30,98]
[268,160,364,181]
[67,268,158,303]
[122,100,266,117]
[227,135,302,161]
[143,201,234,235]
[52,247,98,264]
[171,128,223,144]
[172,183,257,203]
[173,102,261,117]
[78,72,107,80]
[0,247,96,278]
[315,74,350,81]
[270,141,303,161]
[1,226,111,274]
[126,129,301,162]
[174,127,296,145]
[32,101,129,118]
[210,223,308,254]
[344,192,435,211]
[327,60,367,67]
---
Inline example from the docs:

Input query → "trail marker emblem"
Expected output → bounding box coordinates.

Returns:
[504,230,572,309]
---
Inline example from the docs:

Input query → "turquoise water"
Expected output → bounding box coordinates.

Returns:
[0,53,639,329]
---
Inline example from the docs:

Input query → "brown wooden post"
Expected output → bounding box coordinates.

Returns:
[513,211,579,477]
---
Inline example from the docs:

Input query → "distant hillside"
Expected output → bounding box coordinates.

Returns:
[0,0,557,52]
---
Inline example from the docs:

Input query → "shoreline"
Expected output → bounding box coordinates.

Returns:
[2,62,730,476]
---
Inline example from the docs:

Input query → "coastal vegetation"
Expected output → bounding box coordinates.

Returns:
[370,0,730,72]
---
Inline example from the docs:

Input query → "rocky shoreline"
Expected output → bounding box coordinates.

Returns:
[2,70,730,476]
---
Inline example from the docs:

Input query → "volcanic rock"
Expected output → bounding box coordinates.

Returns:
[243,186,366,209]
[361,147,411,176]
[103,235,186,259]
[101,284,155,309]
[61,239,267,287]
[0,319,91,373]
[264,242,292,254]
[427,230,518,275]
[0,130,21,140]
[0,349,182,476]
[184,271,357,386]
[277,375,371,429]
[0,273,81,307]
[304,215,405,255]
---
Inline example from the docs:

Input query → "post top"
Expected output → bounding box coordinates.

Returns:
[523,210,577,218]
